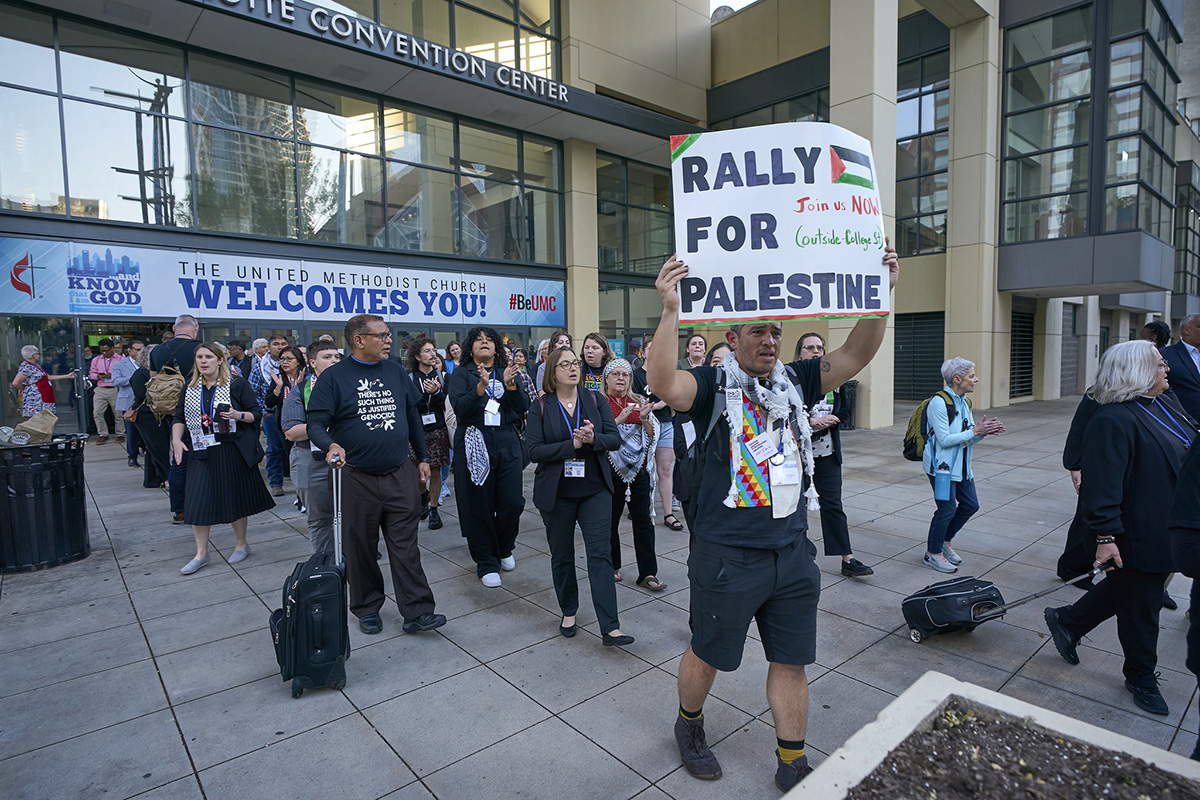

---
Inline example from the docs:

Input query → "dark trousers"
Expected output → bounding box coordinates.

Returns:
[1057,497,1094,582]
[1170,530,1200,759]
[339,460,436,622]
[1057,568,1168,687]
[542,490,620,634]
[169,447,188,513]
[813,455,851,556]
[926,476,979,554]
[263,411,284,487]
[610,468,657,582]
[453,427,525,577]
[124,419,141,462]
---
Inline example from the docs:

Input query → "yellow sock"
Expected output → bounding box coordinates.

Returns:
[777,745,806,764]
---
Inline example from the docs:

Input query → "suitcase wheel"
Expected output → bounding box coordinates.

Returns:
[909,629,923,643]
[292,678,304,699]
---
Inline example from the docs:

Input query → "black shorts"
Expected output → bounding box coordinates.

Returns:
[687,537,820,671]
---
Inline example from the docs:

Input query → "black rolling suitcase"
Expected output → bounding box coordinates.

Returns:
[269,460,350,697]
[902,565,1104,643]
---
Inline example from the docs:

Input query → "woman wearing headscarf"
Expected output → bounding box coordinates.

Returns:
[171,342,274,575]
[1045,340,1197,717]
[527,346,633,646]
[603,357,665,591]
[447,326,530,587]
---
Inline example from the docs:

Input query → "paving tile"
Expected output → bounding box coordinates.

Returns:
[197,715,414,800]
[816,579,908,634]
[439,598,561,663]
[425,572,520,620]
[0,658,168,759]
[654,719,784,800]
[490,635,651,713]
[0,710,193,800]
[157,629,280,705]
[379,781,438,800]
[141,594,271,657]
[423,717,648,800]
[814,609,889,667]
[799,671,898,755]
[342,629,480,708]
[174,676,357,770]
[841,527,925,558]
[129,570,254,621]
[845,632,1014,695]
[916,618,1050,673]
[1184,688,1200,735]
[580,598,692,666]
[0,621,150,700]
[1170,730,1199,758]
[560,667,752,782]
[0,566,127,615]
[363,665,551,776]
[0,592,138,654]
[126,776,206,800]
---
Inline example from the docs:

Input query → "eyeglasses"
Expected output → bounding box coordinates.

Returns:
[280,356,298,363]
[359,332,393,340]
[557,360,583,370]
[607,370,630,379]
[800,344,824,352]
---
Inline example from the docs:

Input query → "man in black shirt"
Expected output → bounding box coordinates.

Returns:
[307,314,446,636]
[647,249,899,791]
[150,314,202,523]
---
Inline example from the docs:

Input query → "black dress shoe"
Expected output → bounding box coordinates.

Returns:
[1163,591,1178,611]
[559,619,577,638]
[840,558,874,578]
[359,613,383,634]
[1044,607,1079,665]
[172,511,185,525]
[1125,680,1169,715]
[428,507,443,530]
[602,632,634,647]
[402,612,446,633]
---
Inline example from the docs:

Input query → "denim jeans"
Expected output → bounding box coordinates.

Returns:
[926,475,979,555]
[124,419,141,462]
[263,411,284,488]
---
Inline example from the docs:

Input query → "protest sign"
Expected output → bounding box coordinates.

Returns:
[669,121,889,326]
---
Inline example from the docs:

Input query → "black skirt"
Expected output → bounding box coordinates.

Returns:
[184,440,276,526]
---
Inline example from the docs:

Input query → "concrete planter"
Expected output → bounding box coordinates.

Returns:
[788,671,1200,798]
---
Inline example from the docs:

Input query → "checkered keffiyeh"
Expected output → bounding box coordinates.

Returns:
[465,426,490,486]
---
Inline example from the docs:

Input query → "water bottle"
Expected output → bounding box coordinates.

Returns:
[934,463,952,502]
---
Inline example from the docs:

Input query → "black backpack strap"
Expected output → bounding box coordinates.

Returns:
[701,367,726,448]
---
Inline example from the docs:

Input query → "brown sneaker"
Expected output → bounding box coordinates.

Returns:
[270,486,284,497]
[95,435,109,445]
[115,435,126,444]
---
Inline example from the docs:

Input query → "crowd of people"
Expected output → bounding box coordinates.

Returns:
[23,272,1200,786]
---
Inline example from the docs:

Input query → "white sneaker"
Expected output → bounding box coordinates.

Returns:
[924,551,957,573]
[942,543,963,565]
[500,555,516,571]
[440,485,451,499]
[481,572,502,587]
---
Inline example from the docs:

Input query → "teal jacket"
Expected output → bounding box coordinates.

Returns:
[922,387,983,482]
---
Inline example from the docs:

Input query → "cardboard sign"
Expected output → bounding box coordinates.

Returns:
[670,122,889,326]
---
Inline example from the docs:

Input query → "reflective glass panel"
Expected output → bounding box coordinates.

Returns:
[458,177,522,260]
[896,97,920,139]
[1003,192,1087,241]
[597,206,624,269]
[1004,146,1089,200]
[188,55,293,137]
[382,160,456,253]
[379,0,452,46]
[896,177,920,217]
[62,100,189,226]
[0,6,56,92]
[922,51,949,90]
[458,122,519,181]
[522,136,558,188]
[322,1,374,19]
[928,132,949,172]
[1006,53,1091,111]
[919,172,948,214]
[463,0,516,21]
[921,89,949,133]
[1111,0,1144,38]
[0,86,64,214]
[627,163,670,210]
[456,4,517,70]
[918,213,946,252]
[1105,136,1141,183]
[1107,87,1141,135]
[897,60,921,99]
[597,155,623,204]
[1006,7,1092,67]
[896,138,920,179]
[777,92,821,122]
[627,208,673,275]
[191,124,297,238]
[1109,38,1142,86]
[733,107,772,128]
[58,23,185,115]
[1105,184,1139,230]
[895,216,920,255]
[526,187,560,264]
[300,146,385,246]
[383,105,454,169]
[295,81,379,154]
[520,0,555,34]
[521,30,554,78]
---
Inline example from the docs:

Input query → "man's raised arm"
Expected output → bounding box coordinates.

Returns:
[646,256,699,413]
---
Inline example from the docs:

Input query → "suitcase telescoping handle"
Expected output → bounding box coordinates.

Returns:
[975,559,1115,623]
[331,454,344,569]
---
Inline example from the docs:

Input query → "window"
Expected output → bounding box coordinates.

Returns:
[1102,0,1179,242]
[1002,7,1093,243]
[597,155,672,275]
[895,50,948,255]
[709,87,829,131]
[0,86,63,214]
[1176,183,1200,296]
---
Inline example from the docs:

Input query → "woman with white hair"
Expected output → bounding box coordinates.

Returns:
[11,345,74,420]
[921,356,1006,573]
[1045,340,1198,717]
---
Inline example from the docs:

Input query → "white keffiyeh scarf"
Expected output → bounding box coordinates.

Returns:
[465,426,490,486]
[720,352,819,517]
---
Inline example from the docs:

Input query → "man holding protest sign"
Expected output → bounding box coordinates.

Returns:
[654,122,899,791]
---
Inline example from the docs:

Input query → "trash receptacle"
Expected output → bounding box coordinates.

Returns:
[840,380,859,431]
[0,435,90,573]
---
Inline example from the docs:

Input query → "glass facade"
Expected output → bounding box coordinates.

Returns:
[709,87,829,131]
[895,50,949,256]
[1002,6,1093,243]
[597,155,673,276]
[0,6,563,265]
[1177,181,1200,296]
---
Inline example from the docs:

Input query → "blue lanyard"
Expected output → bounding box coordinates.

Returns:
[349,355,377,366]
[557,396,580,433]
[1139,398,1193,449]
[481,368,498,400]
[203,385,218,422]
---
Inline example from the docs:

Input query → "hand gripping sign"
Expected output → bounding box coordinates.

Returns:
[670,122,889,326]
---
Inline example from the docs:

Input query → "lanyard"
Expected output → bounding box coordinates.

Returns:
[303,374,314,409]
[481,367,498,400]
[203,385,218,423]
[558,396,580,433]
[1139,398,1193,450]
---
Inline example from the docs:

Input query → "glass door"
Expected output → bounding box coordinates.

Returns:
[1,315,86,434]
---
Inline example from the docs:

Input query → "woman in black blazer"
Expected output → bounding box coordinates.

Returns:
[1168,444,1200,758]
[1044,340,1197,717]
[526,347,633,647]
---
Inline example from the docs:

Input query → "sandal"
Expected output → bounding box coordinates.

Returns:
[637,576,667,592]
[662,514,684,531]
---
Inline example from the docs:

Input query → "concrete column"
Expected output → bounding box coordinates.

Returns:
[1077,296,1101,392]
[827,0,897,430]
[944,10,1006,410]
[1033,298,1063,401]
[1115,311,1132,343]
[562,139,599,340]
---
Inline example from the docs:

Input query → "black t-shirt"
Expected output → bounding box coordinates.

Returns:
[686,359,822,549]
[305,356,427,475]
[150,335,201,381]
[633,367,674,423]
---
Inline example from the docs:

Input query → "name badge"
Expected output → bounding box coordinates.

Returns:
[745,431,777,464]
[421,413,437,426]
[195,433,219,450]
[485,398,500,414]
[564,459,586,478]
[484,398,501,426]
[772,460,800,485]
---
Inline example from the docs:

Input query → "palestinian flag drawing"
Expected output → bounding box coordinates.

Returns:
[829,145,874,190]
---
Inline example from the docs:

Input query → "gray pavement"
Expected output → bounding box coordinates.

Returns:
[1,396,1196,800]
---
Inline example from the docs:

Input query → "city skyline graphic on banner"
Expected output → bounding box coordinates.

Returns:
[67,247,142,279]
